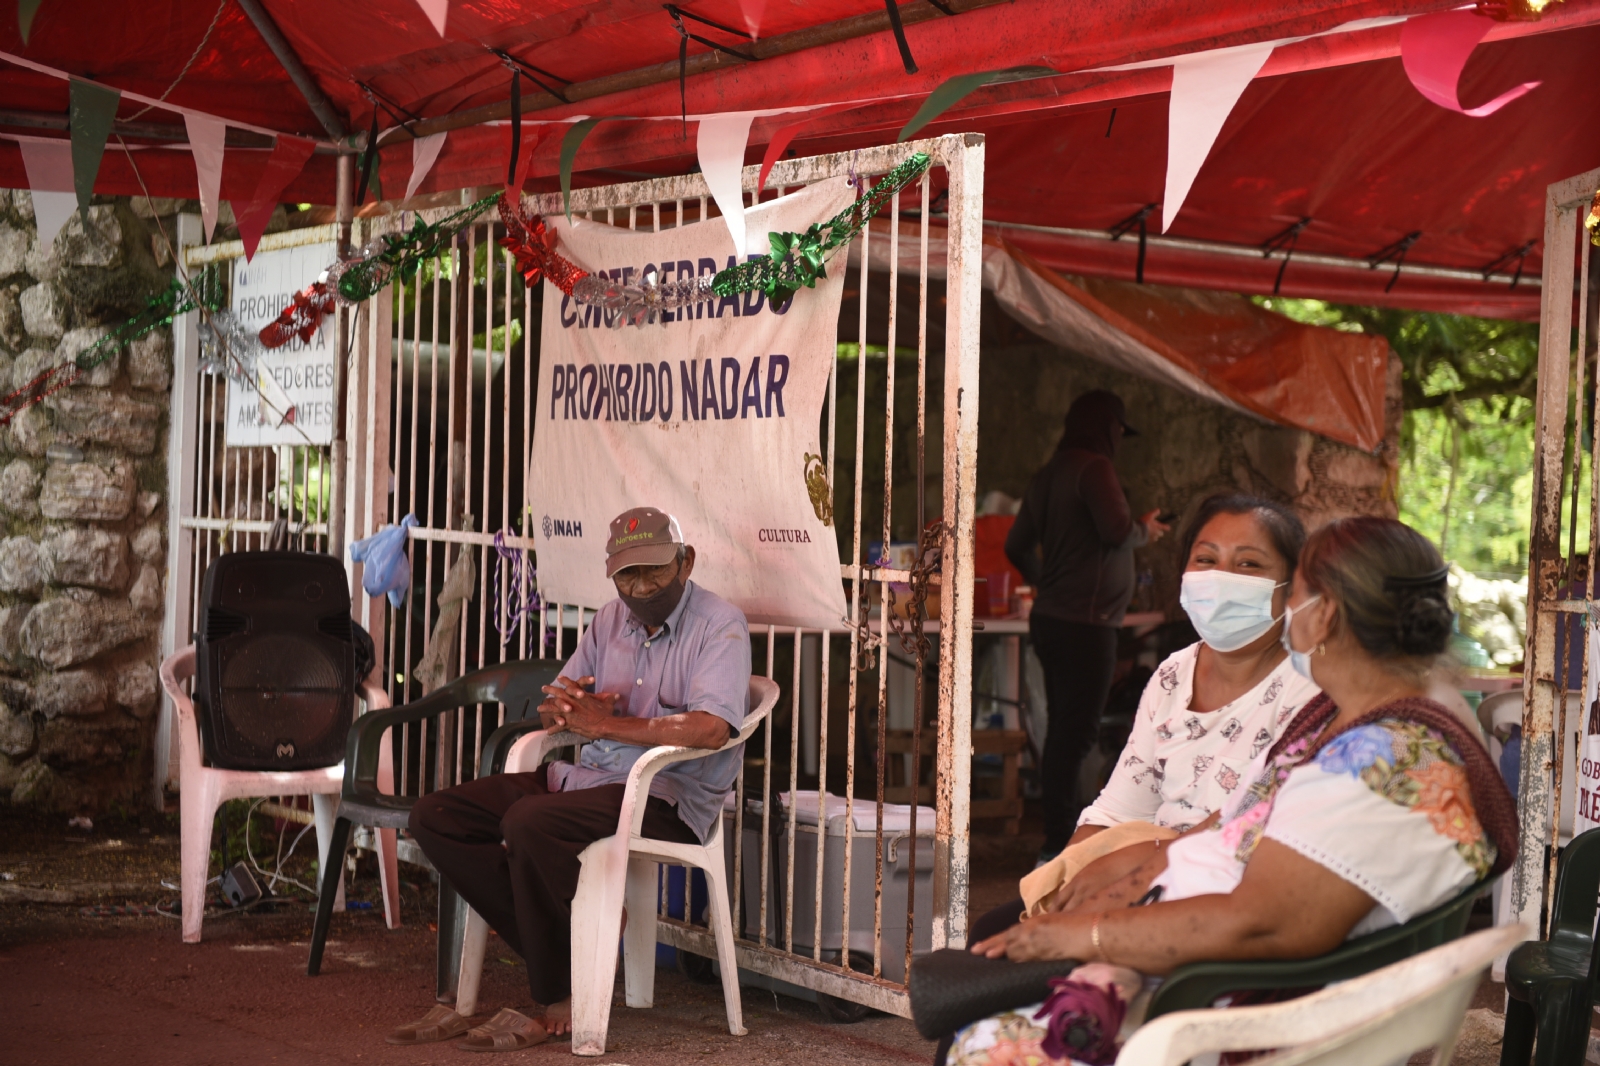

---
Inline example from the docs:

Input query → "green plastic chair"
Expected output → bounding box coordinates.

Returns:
[1501,826,1600,1066]
[305,657,564,993]
[1144,876,1496,1021]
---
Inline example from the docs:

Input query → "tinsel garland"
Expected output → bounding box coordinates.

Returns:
[0,265,226,425]
[497,151,932,327]
[259,279,338,349]
[1586,187,1600,248]
[711,152,932,305]
[330,193,501,303]
[498,196,590,295]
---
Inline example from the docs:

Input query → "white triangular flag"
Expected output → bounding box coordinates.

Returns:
[413,0,448,36]
[1162,43,1274,232]
[184,113,227,243]
[17,138,76,247]
[405,132,447,202]
[696,111,758,261]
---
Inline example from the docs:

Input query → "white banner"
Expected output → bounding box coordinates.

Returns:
[226,242,338,447]
[528,178,853,628]
[1575,621,1600,834]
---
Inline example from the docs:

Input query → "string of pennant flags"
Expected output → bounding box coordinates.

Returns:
[1,0,1556,274]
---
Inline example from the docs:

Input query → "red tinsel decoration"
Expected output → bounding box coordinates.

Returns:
[498,195,589,295]
[259,280,337,349]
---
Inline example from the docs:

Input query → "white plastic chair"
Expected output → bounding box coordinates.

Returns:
[1115,923,1528,1066]
[455,675,781,1056]
[158,644,400,943]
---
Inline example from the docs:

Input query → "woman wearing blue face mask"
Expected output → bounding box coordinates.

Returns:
[1010,494,1316,921]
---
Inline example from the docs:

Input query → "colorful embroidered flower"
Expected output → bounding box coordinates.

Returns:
[1316,725,1394,777]
[1409,759,1484,845]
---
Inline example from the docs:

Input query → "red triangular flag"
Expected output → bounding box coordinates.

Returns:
[232,135,317,261]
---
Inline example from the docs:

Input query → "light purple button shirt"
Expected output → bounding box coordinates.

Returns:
[547,580,751,843]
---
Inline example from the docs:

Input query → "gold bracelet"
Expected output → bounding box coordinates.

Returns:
[1091,915,1105,962]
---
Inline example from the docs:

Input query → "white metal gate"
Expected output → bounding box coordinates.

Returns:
[1514,163,1600,934]
[162,133,984,1018]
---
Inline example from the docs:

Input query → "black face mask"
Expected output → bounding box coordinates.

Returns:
[619,571,686,629]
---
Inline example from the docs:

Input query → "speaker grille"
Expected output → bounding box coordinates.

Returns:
[218,633,344,751]
[205,607,248,641]
[317,613,353,642]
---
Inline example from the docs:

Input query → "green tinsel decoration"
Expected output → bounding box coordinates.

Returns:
[334,193,502,303]
[710,152,933,305]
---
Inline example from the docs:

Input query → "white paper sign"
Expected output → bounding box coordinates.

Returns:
[226,243,339,447]
[527,179,854,628]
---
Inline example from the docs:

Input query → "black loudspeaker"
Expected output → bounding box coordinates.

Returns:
[196,551,357,771]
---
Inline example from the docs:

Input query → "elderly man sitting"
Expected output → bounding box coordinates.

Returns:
[393,507,751,1051]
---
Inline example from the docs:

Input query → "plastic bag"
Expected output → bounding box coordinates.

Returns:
[349,514,418,608]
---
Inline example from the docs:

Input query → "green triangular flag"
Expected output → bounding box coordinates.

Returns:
[898,66,1058,143]
[560,116,632,221]
[69,78,120,215]
[17,0,41,44]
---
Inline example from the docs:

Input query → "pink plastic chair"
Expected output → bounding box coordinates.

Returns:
[158,644,400,943]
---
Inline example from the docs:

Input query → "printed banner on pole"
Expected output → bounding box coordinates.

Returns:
[528,178,853,629]
[1575,619,1600,835]
[226,242,339,447]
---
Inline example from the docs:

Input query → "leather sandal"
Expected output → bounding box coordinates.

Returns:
[386,1004,474,1045]
[454,1008,550,1052]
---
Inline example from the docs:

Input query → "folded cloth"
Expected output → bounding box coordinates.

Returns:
[1020,821,1178,918]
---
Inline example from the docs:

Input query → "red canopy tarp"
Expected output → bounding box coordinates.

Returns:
[2,0,1597,317]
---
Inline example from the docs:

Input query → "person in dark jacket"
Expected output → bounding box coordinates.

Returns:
[1006,389,1168,861]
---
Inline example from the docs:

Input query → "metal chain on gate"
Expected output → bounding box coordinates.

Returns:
[887,519,946,663]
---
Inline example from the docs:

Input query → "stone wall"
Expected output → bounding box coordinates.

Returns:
[978,301,1401,615]
[0,190,173,813]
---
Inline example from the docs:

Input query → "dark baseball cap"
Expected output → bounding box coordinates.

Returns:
[605,507,685,577]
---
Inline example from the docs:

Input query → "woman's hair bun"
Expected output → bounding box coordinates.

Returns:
[1395,587,1453,656]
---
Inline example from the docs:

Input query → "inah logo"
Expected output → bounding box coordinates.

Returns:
[544,516,583,538]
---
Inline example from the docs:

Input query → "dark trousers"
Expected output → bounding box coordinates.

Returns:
[1030,616,1119,852]
[408,764,698,1005]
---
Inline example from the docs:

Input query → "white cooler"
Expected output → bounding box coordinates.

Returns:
[727,790,935,983]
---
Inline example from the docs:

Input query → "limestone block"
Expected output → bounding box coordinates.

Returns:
[0,604,32,665]
[10,346,57,392]
[0,536,47,593]
[59,206,123,269]
[24,235,61,282]
[0,701,33,756]
[137,491,159,518]
[11,190,32,222]
[128,564,161,613]
[8,403,55,456]
[129,197,182,219]
[1322,450,1389,490]
[20,596,153,669]
[0,224,27,279]
[0,288,22,348]
[0,459,40,517]
[47,390,159,454]
[38,715,138,769]
[40,461,135,521]
[114,662,158,718]
[44,527,130,590]
[127,328,172,391]
[19,282,67,341]
[1243,426,1313,499]
[10,757,53,805]
[30,669,109,718]
[130,521,163,563]
[55,325,119,387]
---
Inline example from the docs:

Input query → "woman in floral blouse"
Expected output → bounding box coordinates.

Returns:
[946,516,1517,1066]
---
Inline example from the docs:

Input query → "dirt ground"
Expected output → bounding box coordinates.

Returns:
[0,805,982,1066]
[0,806,1526,1066]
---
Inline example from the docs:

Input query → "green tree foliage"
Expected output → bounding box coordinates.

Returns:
[1257,298,1540,575]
